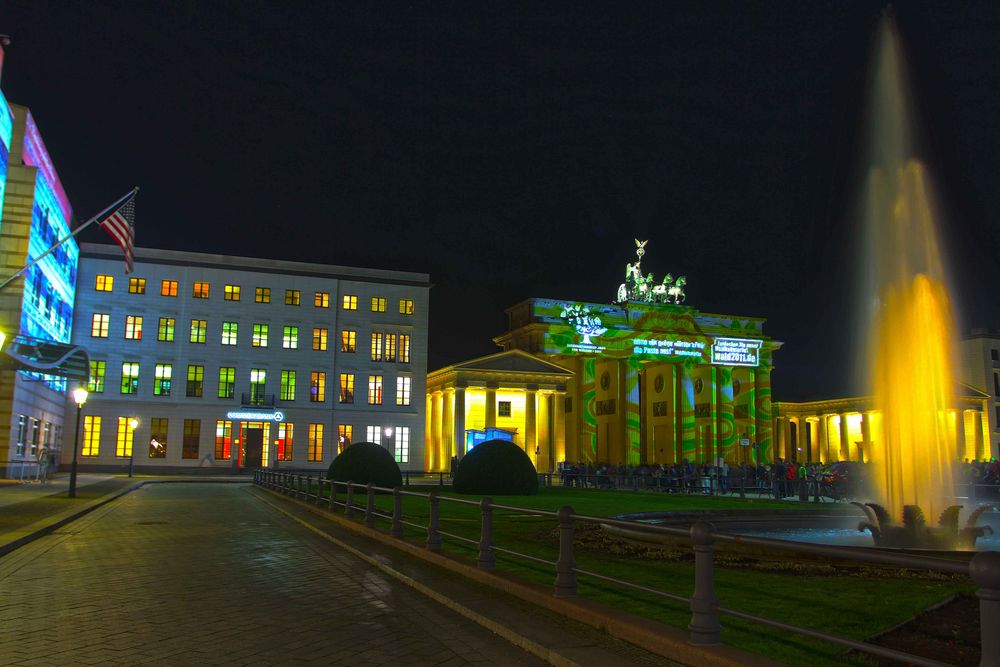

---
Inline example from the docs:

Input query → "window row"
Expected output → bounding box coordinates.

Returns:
[87,361,413,406]
[79,417,409,464]
[95,276,416,314]
[88,315,412,360]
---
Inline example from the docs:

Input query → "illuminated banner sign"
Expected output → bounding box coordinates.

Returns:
[226,409,285,422]
[710,337,762,367]
[632,338,705,358]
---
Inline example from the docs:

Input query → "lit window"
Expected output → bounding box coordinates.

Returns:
[190,319,207,344]
[121,362,140,394]
[128,277,146,294]
[186,365,204,397]
[154,363,172,396]
[282,325,298,349]
[182,419,200,459]
[96,275,114,292]
[339,373,354,404]
[399,334,411,364]
[82,415,101,457]
[222,321,238,346]
[366,425,382,446]
[91,313,110,338]
[341,330,356,353]
[115,417,134,457]
[312,327,328,351]
[280,370,296,401]
[161,280,178,297]
[218,367,236,399]
[399,299,414,315]
[88,360,106,393]
[124,315,143,340]
[499,401,512,417]
[285,289,300,306]
[215,421,233,460]
[371,296,386,312]
[385,334,397,362]
[255,287,270,304]
[396,376,411,406]
[193,282,210,299]
[342,295,358,310]
[371,332,383,361]
[250,369,266,403]
[368,375,383,405]
[307,423,324,462]
[252,323,269,347]
[394,426,410,464]
[311,372,326,402]
[157,317,175,342]
[275,423,293,461]
[224,285,241,301]
[338,424,352,453]
[314,291,330,308]
[149,418,168,458]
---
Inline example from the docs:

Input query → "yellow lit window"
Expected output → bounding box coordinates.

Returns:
[91,313,110,338]
[308,423,324,462]
[149,418,168,458]
[82,415,101,457]
[115,417,134,457]
[224,285,241,301]
[255,287,270,304]
[193,282,210,299]
[341,330,356,353]
[342,295,357,310]
[124,315,143,340]
[339,373,354,404]
[312,328,328,351]
[311,372,326,402]
[399,334,411,364]
[285,289,300,306]
[95,275,114,292]
[396,376,411,406]
[371,296,386,312]
[161,280,178,297]
[338,424,352,453]
[385,334,397,362]
[368,375,383,405]
[399,299,414,315]
[128,277,146,294]
[314,291,330,308]
[370,332,383,361]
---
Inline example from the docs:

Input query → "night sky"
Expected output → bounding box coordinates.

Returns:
[3,2,999,400]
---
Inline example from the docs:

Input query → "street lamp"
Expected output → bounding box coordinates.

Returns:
[68,386,88,498]
[127,417,139,477]
[384,426,394,458]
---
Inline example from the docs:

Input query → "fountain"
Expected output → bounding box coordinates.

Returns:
[859,15,991,548]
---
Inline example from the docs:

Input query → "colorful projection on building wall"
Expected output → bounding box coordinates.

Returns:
[0,92,11,226]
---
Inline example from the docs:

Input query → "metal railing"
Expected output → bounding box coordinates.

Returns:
[252,469,998,667]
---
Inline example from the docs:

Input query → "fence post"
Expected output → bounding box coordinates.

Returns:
[284,472,291,495]
[345,482,355,517]
[317,478,325,506]
[365,483,376,528]
[971,550,1000,666]
[688,521,721,645]
[478,497,495,570]
[391,487,404,537]
[554,505,577,597]
[328,479,337,511]
[426,490,442,551]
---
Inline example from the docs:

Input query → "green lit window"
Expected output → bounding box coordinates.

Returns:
[182,419,200,459]
[282,325,298,349]
[222,322,238,346]
[121,362,140,394]
[250,369,266,404]
[154,363,172,396]
[218,367,236,399]
[186,365,204,398]
[280,370,296,401]
[88,360,106,393]
[157,317,175,342]
[190,319,207,344]
[252,323,269,347]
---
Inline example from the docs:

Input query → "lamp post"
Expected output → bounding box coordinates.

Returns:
[68,386,88,498]
[384,426,395,459]
[127,418,139,477]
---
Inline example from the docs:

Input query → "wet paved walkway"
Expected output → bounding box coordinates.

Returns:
[0,483,546,666]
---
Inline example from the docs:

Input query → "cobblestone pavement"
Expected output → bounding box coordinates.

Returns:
[0,483,546,666]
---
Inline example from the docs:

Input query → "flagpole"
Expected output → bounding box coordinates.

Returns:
[0,187,138,292]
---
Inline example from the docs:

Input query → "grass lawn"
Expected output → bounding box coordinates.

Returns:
[304,482,970,666]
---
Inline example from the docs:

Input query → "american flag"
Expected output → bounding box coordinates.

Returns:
[98,190,137,274]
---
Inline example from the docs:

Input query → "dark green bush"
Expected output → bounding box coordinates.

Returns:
[453,439,538,495]
[327,442,402,489]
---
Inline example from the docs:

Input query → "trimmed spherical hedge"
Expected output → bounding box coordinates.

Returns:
[327,442,402,489]
[453,439,538,496]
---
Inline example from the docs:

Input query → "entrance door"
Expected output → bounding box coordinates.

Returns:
[245,428,264,468]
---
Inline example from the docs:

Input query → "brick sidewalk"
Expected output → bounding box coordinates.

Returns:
[0,483,551,666]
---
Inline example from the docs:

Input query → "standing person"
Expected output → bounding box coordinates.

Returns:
[720,459,730,494]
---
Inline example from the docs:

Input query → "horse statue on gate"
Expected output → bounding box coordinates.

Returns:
[615,239,689,306]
